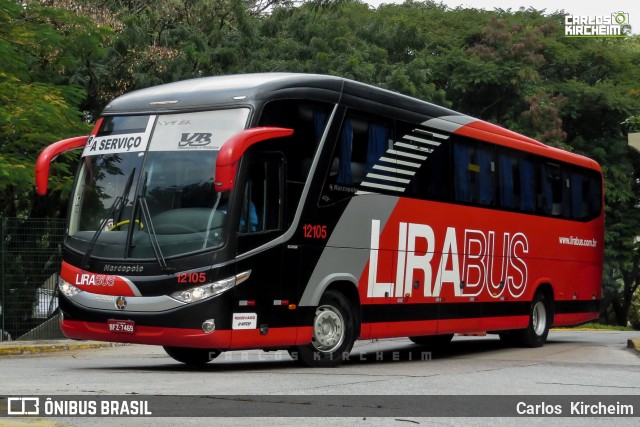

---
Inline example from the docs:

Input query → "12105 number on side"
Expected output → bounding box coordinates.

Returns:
[302,224,327,239]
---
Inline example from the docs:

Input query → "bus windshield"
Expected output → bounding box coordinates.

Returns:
[67,109,250,260]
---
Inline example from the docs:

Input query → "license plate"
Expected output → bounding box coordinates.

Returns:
[107,319,135,334]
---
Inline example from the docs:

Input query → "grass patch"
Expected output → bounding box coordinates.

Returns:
[562,322,634,331]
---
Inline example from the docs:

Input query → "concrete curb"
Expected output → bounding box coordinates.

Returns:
[0,340,128,357]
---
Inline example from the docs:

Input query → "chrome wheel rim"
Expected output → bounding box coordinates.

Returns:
[532,301,547,336]
[312,305,345,353]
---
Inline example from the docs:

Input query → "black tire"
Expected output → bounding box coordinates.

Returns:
[500,292,553,348]
[163,346,220,365]
[519,292,553,347]
[293,290,356,367]
[409,334,454,348]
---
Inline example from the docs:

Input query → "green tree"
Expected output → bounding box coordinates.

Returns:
[0,0,111,218]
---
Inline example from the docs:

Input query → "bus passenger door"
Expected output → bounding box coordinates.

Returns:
[232,153,293,347]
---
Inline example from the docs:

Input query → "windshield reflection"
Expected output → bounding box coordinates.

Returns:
[66,108,249,261]
[130,151,229,258]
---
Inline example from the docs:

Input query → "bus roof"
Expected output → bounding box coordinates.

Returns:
[102,73,600,172]
[103,73,460,118]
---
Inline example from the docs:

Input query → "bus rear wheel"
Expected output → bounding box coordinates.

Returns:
[409,334,454,348]
[163,346,220,365]
[292,290,356,367]
[500,292,552,348]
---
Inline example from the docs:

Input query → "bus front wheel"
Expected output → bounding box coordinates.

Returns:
[292,290,356,367]
[163,346,220,365]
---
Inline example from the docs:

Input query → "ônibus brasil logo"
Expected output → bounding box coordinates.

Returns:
[565,12,632,37]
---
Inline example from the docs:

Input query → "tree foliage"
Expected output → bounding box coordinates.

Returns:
[1,0,640,324]
[0,0,111,217]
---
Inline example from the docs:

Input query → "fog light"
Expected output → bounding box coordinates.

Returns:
[202,319,216,334]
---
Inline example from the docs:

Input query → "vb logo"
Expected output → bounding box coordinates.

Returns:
[179,133,213,147]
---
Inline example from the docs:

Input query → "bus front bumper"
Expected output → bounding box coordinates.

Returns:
[58,294,312,349]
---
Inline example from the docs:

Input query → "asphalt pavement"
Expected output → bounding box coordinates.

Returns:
[0,330,638,357]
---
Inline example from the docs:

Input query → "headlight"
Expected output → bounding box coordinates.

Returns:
[59,277,82,297]
[170,270,250,304]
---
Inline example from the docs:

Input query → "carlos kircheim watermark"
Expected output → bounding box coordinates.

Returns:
[2,395,638,417]
[565,12,632,37]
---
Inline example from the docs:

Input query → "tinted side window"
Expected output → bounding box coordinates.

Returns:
[496,152,534,212]
[321,112,392,205]
[258,99,332,223]
[238,156,283,234]
[452,139,495,207]
[570,169,602,220]
[497,153,515,209]
[519,157,536,212]
[539,162,571,217]
[258,100,332,184]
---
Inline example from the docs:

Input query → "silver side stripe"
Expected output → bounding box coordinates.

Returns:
[421,115,476,134]
[365,173,410,184]
[372,164,416,175]
[404,134,441,146]
[355,122,456,196]
[379,156,421,168]
[395,142,433,153]
[388,149,428,161]
[361,181,405,192]
[414,128,449,140]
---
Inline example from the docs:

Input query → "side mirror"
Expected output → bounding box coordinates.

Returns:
[214,127,294,192]
[35,135,88,195]
[35,119,103,195]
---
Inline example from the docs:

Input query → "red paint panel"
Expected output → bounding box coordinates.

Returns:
[479,315,529,332]
[365,320,438,340]
[61,319,310,350]
[553,312,598,327]
[60,261,137,297]
[454,120,600,171]
[437,316,529,335]
[360,197,602,305]
[295,326,313,345]
[363,316,529,339]
[356,190,603,337]
[230,327,312,349]
[458,119,545,147]
[61,319,232,348]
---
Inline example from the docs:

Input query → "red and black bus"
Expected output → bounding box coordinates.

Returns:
[36,74,603,366]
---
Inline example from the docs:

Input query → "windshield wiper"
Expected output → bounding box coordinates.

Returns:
[137,196,174,274]
[81,168,136,269]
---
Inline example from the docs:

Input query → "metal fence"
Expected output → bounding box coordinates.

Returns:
[0,217,66,341]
